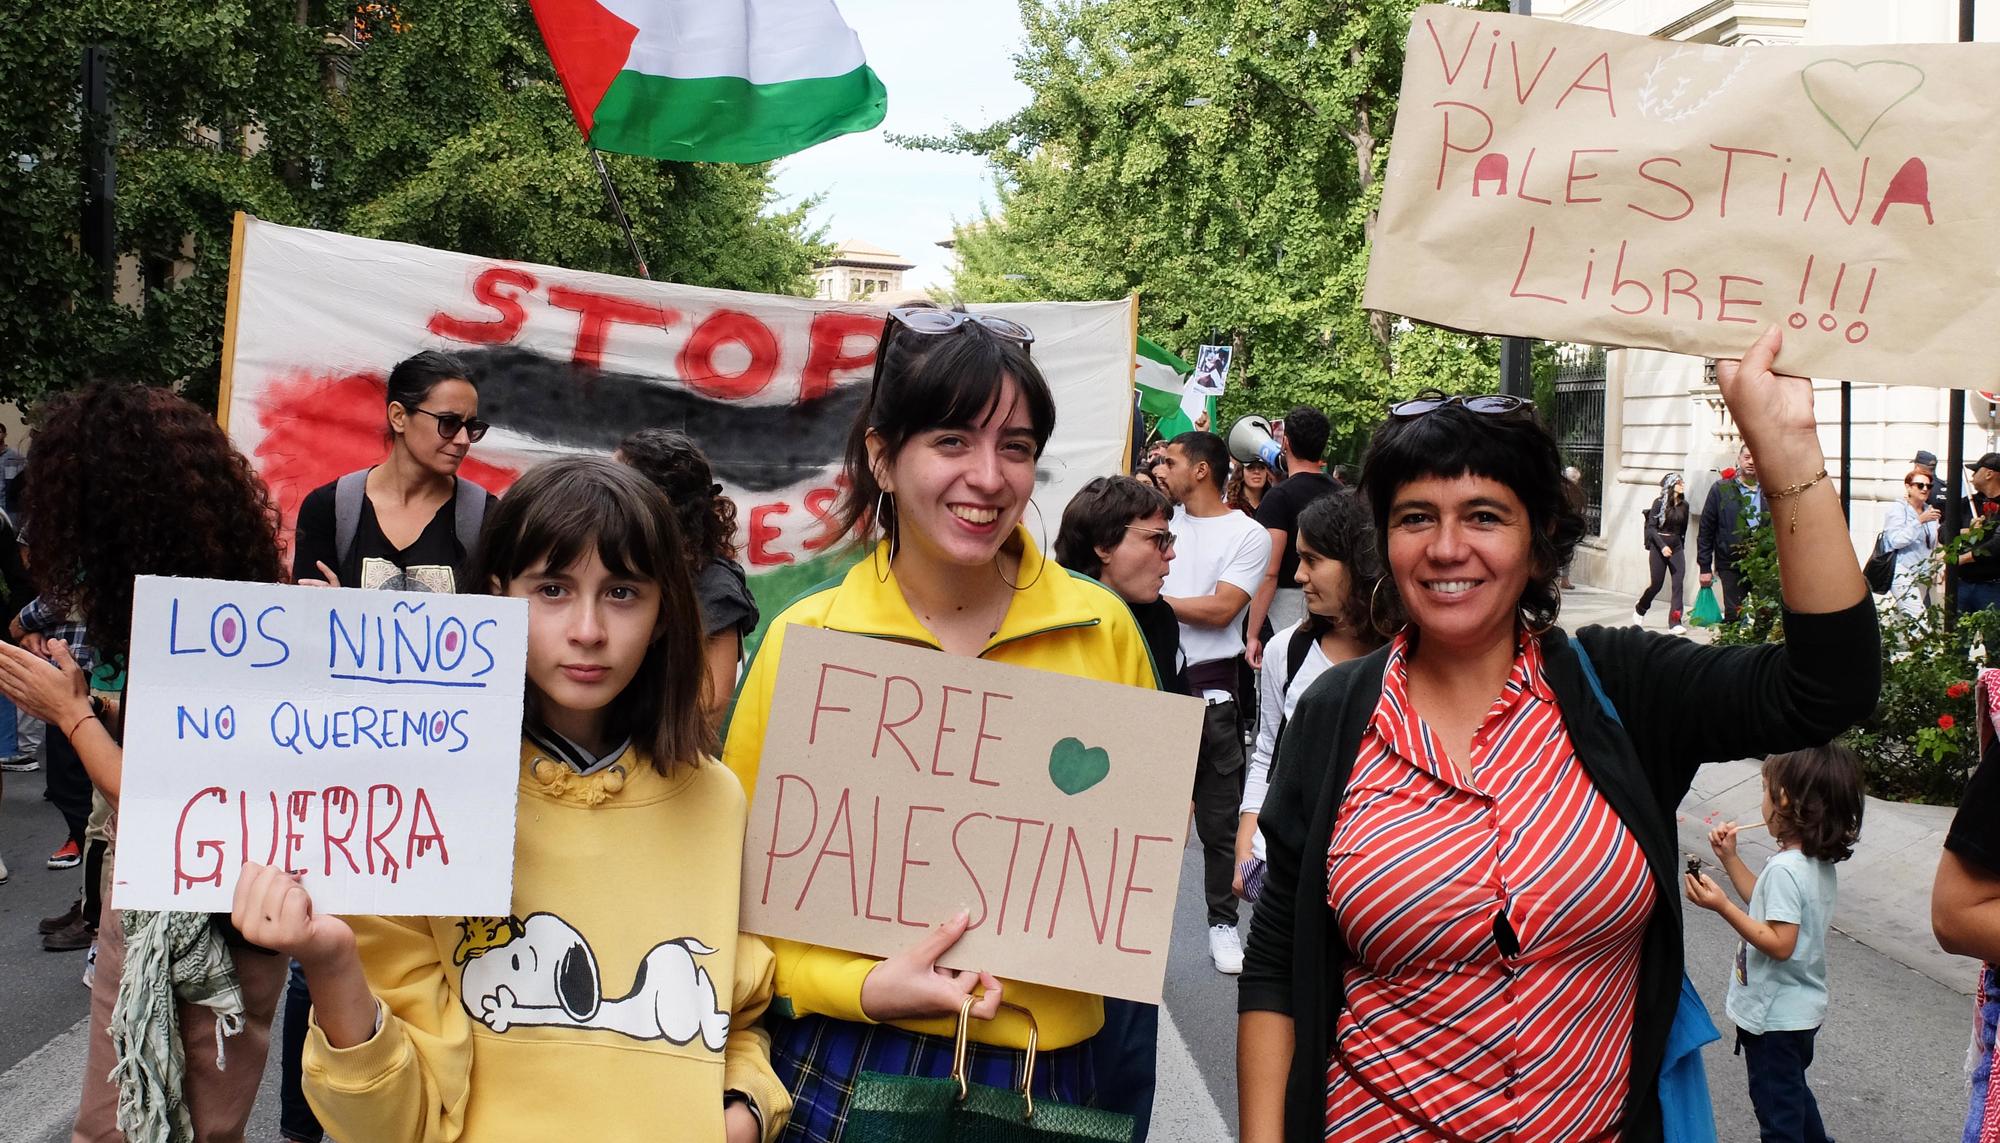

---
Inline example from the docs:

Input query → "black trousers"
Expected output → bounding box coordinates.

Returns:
[1192,700,1246,927]
[1638,547,1686,621]
[1717,563,1750,622]
[42,727,90,847]
[1737,1026,1831,1142]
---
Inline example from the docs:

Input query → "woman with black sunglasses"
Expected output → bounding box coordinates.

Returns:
[1883,465,1941,621]
[1238,328,1880,1143]
[290,349,497,593]
[723,303,1162,1140]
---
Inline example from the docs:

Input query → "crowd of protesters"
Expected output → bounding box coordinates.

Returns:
[19,312,2000,1143]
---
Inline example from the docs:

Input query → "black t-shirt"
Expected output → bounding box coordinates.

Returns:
[697,557,760,641]
[1129,596,1186,696]
[291,476,492,592]
[1254,472,1340,587]
[1958,494,2000,583]
[1948,736,2000,875]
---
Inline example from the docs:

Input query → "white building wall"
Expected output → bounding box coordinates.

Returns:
[1546,0,2000,598]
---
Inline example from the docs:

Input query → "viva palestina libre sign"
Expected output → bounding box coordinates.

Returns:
[113,578,529,916]
[739,627,1205,1005]
[1364,5,2000,388]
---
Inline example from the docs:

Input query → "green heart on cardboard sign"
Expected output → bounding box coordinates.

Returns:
[1048,737,1111,795]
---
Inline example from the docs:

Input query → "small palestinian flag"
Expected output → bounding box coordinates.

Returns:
[530,0,888,164]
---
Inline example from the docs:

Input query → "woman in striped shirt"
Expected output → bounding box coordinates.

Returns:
[1238,327,1880,1143]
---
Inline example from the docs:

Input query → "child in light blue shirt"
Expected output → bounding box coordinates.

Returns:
[1686,744,1866,1143]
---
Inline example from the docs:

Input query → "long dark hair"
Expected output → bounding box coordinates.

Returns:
[23,382,285,660]
[832,303,1056,545]
[1358,404,1586,634]
[471,456,712,773]
[616,428,740,570]
[1294,491,1385,652]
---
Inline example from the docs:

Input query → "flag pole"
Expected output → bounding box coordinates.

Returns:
[588,146,651,280]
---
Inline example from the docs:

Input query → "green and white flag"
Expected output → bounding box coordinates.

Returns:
[531,0,888,164]
[1136,336,1190,418]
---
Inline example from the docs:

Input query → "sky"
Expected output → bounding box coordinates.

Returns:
[771,1,1032,291]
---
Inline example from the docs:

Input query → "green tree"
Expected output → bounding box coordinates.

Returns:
[0,0,827,410]
[916,0,1512,464]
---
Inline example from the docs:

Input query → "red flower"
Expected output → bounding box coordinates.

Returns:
[1939,714,1957,730]
[1949,681,1974,699]
[1721,467,1737,480]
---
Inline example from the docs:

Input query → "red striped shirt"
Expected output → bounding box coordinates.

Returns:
[1323,633,1655,1142]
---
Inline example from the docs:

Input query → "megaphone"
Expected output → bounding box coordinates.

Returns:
[1227,415,1285,471]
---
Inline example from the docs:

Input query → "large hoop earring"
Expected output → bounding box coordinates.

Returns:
[997,500,1048,592]
[1520,591,1560,638]
[1368,577,1407,638]
[871,491,897,583]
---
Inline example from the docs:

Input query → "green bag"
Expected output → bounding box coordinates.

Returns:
[1689,584,1722,627]
[844,999,1136,1143]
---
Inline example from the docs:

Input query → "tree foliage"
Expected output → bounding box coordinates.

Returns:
[919,0,1513,462]
[0,0,827,410]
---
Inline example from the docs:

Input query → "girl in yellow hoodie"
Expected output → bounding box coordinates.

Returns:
[722,304,1159,1139]
[232,457,790,1142]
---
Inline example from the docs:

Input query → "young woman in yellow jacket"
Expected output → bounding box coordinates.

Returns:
[723,304,1159,1139]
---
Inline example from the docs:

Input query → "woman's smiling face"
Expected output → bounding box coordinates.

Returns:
[1385,473,1535,653]
[869,373,1039,569]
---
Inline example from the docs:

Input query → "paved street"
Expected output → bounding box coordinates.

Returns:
[0,587,1985,1140]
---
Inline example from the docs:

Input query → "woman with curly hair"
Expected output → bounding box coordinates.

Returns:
[0,381,290,1142]
[1233,490,1383,904]
[290,350,495,592]
[1227,459,1274,516]
[615,428,760,726]
[1240,331,1880,1143]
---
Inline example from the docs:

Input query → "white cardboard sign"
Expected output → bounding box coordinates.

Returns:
[112,577,529,915]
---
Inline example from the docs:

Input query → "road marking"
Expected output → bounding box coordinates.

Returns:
[1154,1001,1230,1141]
[0,1016,87,1142]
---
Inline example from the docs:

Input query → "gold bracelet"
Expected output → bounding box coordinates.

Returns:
[1763,468,1829,534]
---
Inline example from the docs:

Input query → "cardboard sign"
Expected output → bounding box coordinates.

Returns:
[219,216,1137,602]
[1365,6,2000,388]
[739,627,1205,1003]
[113,577,529,915]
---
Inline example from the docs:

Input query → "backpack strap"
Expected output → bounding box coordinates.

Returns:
[1285,621,1315,684]
[333,469,370,570]
[452,478,489,563]
[1568,633,1623,727]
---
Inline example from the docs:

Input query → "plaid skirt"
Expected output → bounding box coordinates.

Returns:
[772,1012,1099,1143]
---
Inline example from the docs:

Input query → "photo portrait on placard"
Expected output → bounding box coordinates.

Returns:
[1190,344,1232,397]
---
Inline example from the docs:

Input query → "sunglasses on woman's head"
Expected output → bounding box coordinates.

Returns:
[409,407,490,443]
[885,306,1035,346]
[1389,389,1534,419]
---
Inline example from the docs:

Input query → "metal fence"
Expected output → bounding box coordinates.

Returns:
[1551,347,1607,536]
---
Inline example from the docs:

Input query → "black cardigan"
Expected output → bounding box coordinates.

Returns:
[1238,600,1881,1143]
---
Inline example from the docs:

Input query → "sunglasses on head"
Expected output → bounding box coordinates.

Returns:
[408,407,490,443]
[1125,524,1175,553]
[1389,389,1534,419]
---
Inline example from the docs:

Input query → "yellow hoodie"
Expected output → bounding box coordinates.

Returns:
[302,741,791,1142]
[722,530,1159,1051]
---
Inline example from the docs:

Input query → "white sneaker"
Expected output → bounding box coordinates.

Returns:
[82,941,96,989]
[0,853,9,884]
[1209,924,1244,974]
[1632,610,1647,626]
[1669,623,1689,636]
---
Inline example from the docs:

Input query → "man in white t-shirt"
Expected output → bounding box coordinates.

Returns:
[1154,430,1272,974]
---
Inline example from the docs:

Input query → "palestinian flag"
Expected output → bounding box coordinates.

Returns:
[1136,336,1190,419]
[530,0,888,164]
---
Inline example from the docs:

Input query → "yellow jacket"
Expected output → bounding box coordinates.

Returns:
[721,530,1159,1050]
[303,741,791,1142]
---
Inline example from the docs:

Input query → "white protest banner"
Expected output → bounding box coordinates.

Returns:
[219,215,1138,626]
[1365,6,2000,388]
[740,627,1205,1005]
[113,577,529,916]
